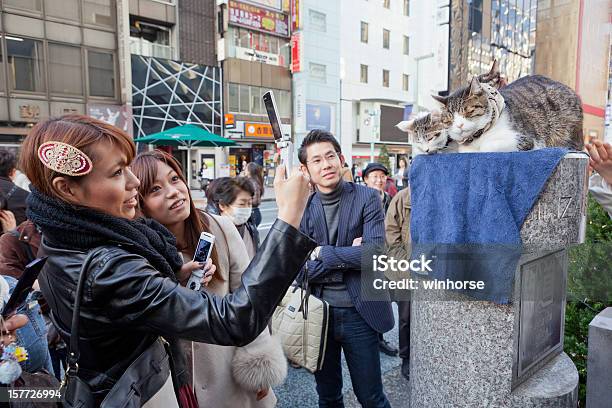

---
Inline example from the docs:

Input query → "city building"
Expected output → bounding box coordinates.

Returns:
[535,0,611,142]
[0,0,124,155]
[448,0,537,90]
[290,0,341,167]
[218,0,293,177]
[339,0,448,170]
[126,0,223,187]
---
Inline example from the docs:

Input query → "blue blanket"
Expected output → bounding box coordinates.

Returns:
[409,148,567,303]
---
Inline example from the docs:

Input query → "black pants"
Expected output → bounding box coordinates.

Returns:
[397,300,411,360]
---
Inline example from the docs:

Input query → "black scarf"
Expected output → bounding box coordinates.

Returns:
[26,187,183,278]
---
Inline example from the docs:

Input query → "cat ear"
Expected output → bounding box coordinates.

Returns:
[396,120,414,132]
[469,76,483,95]
[431,94,448,106]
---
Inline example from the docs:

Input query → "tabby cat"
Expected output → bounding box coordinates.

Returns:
[433,75,584,152]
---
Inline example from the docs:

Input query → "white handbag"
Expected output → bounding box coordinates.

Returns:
[271,265,330,373]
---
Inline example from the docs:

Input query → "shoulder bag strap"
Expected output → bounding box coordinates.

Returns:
[65,250,101,375]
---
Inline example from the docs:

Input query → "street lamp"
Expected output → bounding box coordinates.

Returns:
[414,53,434,113]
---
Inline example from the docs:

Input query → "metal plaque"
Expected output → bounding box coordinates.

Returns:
[513,250,567,388]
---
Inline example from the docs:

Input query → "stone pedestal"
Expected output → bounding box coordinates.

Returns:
[586,307,612,408]
[409,153,588,408]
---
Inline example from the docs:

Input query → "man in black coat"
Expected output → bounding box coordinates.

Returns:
[0,149,29,225]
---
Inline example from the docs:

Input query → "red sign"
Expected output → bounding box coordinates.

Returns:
[291,32,301,73]
[291,0,300,31]
[228,0,289,38]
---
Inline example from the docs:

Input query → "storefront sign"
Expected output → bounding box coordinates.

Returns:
[229,0,289,38]
[19,104,41,120]
[291,32,301,73]
[225,113,236,129]
[291,0,300,31]
[235,46,282,66]
[245,122,274,138]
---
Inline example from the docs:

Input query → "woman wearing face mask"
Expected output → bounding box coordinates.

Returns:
[131,151,287,408]
[206,177,259,259]
[20,115,314,406]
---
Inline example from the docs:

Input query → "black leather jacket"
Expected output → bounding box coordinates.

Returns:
[38,219,315,397]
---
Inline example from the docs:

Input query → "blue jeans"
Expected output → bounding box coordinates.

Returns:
[314,307,391,408]
[5,276,54,374]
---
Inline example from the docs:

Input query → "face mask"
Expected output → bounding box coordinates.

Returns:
[228,206,252,225]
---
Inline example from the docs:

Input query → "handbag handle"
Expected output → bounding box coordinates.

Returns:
[65,250,100,376]
[299,249,316,320]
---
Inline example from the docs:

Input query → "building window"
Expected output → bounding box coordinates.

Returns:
[403,74,410,91]
[239,84,250,113]
[360,64,368,83]
[45,0,79,21]
[279,90,291,117]
[383,0,390,9]
[468,0,483,34]
[361,21,369,43]
[83,0,115,28]
[88,50,115,97]
[383,29,390,49]
[4,0,42,12]
[49,43,83,95]
[310,63,327,83]
[309,9,327,32]
[403,0,410,16]
[403,36,410,55]
[229,83,240,112]
[7,37,46,93]
[250,86,263,115]
[382,69,389,87]
[130,20,172,59]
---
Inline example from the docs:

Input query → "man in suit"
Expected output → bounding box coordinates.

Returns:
[0,149,29,227]
[298,130,393,408]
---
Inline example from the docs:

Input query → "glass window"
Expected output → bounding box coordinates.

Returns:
[0,45,4,92]
[130,20,172,59]
[403,36,410,55]
[280,90,291,117]
[4,0,42,12]
[403,74,409,91]
[309,63,326,83]
[382,69,389,87]
[383,29,390,49]
[270,37,279,54]
[360,64,368,83]
[45,0,79,21]
[383,0,390,9]
[361,22,369,43]
[83,0,115,28]
[239,85,250,113]
[7,37,46,93]
[49,43,83,95]
[309,9,326,32]
[403,0,410,16]
[229,83,239,112]
[251,86,263,115]
[88,50,115,97]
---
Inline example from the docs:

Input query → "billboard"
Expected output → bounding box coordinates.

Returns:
[228,0,290,38]
[306,103,331,132]
[88,104,133,136]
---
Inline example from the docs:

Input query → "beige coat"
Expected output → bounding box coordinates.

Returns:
[186,213,287,408]
[384,188,412,257]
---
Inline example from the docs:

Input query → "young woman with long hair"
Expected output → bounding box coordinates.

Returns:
[132,150,286,407]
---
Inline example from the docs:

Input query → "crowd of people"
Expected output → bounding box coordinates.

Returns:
[0,114,610,408]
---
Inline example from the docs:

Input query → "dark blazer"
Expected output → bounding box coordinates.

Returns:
[0,177,29,226]
[299,181,394,334]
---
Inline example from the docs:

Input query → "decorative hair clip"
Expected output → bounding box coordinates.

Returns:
[38,141,93,176]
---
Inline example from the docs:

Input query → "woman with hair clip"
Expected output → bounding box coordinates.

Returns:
[131,150,286,407]
[20,114,314,407]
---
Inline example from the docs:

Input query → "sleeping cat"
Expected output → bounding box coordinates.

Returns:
[433,75,584,152]
[396,111,457,155]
